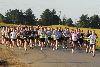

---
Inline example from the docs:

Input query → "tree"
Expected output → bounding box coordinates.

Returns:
[77,14,90,28]
[40,9,60,25]
[40,9,52,25]
[5,9,23,24]
[0,13,4,22]
[24,8,36,25]
[62,17,73,26]
[4,8,36,25]
[90,15,100,29]
[66,18,73,26]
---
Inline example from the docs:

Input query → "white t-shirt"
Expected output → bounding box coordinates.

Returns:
[1,29,5,35]
[5,31,9,38]
[38,29,42,35]
[88,34,96,44]
[72,33,78,41]
[10,32,17,39]
[51,34,56,40]
[52,30,57,40]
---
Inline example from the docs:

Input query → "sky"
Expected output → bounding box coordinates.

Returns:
[0,0,100,22]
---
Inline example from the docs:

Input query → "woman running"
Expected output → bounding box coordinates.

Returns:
[10,28,17,48]
[40,28,46,50]
[88,30,97,57]
[46,27,53,47]
[1,27,6,44]
[5,27,11,48]
[71,30,78,53]
[51,28,57,50]
[23,27,28,51]
[29,27,35,49]
[63,28,71,49]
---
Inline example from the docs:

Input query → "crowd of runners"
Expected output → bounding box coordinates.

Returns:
[1,25,97,57]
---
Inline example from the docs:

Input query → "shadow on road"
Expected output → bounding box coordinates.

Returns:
[0,60,8,67]
[96,49,100,52]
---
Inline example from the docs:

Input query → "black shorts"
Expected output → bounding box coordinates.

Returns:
[2,35,5,38]
[48,37,51,40]
[24,37,27,40]
[73,41,78,45]
[64,37,69,42]
[57,38,61,42]
[51,38,53,41]
[11,39,16,41]
[17,36,21,40]
[90,44,95,47]
[29,36,34,40]
[35,35,40,40]
[40,38,45,42]
[3,36,6,39]
[5,37,9,41]
[84,40,90,46]
[48,37,53,41]
[20,38,24,42]
[37,35,39,39]
[60,37,64,41]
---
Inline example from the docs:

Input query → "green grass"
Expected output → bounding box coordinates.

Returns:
[0,23,17,26]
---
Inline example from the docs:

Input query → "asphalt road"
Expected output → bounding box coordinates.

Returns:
[6,46,100,67]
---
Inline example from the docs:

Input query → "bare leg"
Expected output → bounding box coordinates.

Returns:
[24,40,27,51]
[92,45,95,57]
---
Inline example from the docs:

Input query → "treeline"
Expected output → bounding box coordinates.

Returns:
[77,14,100,29]
[0,8,100,28]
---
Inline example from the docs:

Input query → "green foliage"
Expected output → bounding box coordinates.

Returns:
[62,17,73,26]
[5,9,23,23]
[66,18,73,26]
[77,14,100,29]
[90,15,100,28]
[40,9,60,25]
[4,8,36,25]
[77,14,90,28]
[0,13,4,21]
[24,8,36,25]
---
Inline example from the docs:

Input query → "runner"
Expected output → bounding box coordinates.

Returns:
[88,30,97,57]
[19,27,24,48]
[51,28,57,50]
[63,28,71,49]
[59,27,64,48]
[46,27,53,47]
[55,27,60,50]
[23,27,28,51]
[38,27,42,46]
[29,27,35,49]
[78,30,84,49]
[40,28,46,50]
[16,27,21,48]
[1,27,6,44]
[5,27,10,48]
[71,30,78,53]
[10,28,17,48]
[85,30,92,53]
[77,29,84,48]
